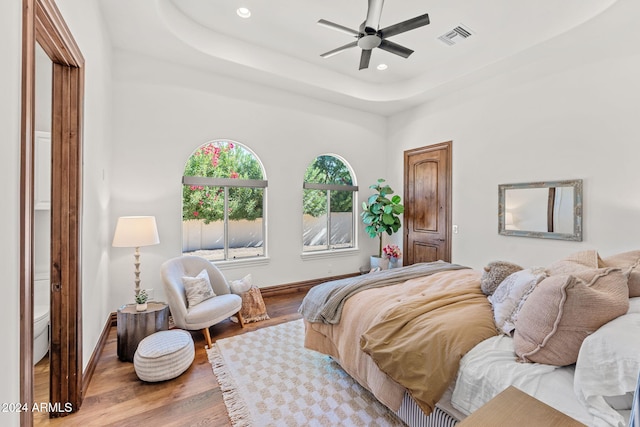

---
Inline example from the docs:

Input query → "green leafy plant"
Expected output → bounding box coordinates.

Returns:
[182,141,263,224]
[135,289,149,304]
[303,155,353,217]
[361,179,404,257]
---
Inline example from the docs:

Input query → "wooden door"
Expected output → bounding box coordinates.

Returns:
[21,0,84,423]
[403,142,452,265]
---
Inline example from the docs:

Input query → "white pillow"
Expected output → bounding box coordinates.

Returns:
[574,306,640,426]
[182,269,216,307]
[488,267,547,335]
[229,273,253,295]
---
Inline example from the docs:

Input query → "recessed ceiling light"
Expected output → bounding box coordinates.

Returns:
[236,7,251,18]
[376,64,388,71]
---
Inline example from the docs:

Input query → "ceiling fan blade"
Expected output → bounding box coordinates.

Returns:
[320,41,358,58]
[380,13,430,39]
[364,0,385,32]
[317,19,360,37]
[378,39,414,58]
[359,49,372,70]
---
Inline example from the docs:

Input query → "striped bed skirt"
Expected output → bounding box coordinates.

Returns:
[395,393,460,427]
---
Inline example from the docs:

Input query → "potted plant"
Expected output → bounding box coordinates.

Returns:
[361,179,404,269]
[135,289,149,312]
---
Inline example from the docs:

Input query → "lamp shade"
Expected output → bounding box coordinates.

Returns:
[112,216,160,248]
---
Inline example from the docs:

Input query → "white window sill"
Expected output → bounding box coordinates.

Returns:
[300,248,360,260]
[214,256,270,271]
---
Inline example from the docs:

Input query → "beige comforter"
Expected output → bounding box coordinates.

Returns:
[304,268,497,415]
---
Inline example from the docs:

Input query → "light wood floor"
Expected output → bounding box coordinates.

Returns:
[34,290,307,426]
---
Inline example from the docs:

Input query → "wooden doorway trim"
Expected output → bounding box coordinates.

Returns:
[403,142,452,265]
[21,0,84,424]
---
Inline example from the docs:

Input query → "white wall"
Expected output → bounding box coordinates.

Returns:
[0,0,24,424]
[108,51,388,308]
[388,0,640,270]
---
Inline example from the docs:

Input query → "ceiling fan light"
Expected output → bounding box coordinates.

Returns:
[236,7,251,19]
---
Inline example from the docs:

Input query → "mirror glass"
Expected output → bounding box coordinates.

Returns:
[34,42,52,424]
[498,179,582,241]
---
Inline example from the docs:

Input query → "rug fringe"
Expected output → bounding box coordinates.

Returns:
[207,345,253,427]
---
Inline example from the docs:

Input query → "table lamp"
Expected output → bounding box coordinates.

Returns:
[112,216,160,298]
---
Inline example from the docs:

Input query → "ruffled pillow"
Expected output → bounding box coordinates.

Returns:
[488,267,547,335]
[182,269,216,308]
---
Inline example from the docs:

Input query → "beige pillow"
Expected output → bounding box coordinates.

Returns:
[545,250,602,276]
[239,287,270,323]
[601,250,640,297]
[182,269,216,308]
[514,268,629,366]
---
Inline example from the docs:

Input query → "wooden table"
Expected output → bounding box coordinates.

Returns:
[116,302,169,362]
[457,386,586,427]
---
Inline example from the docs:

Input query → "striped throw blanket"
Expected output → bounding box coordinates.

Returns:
[299,261,469,324]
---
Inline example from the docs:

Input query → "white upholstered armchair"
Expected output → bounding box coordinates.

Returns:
[160,256,244,348]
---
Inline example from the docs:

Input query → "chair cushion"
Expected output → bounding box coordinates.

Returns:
[184,293,242,329]
[134,330,195,382]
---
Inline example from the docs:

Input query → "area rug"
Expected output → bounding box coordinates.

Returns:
[207,319,405,426]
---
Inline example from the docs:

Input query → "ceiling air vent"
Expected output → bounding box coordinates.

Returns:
[438,24,473,46]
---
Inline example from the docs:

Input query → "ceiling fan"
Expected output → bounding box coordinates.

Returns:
[318,0,430,70]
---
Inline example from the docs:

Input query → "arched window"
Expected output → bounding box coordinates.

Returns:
[182,140,266,261]
[302,155,358,252]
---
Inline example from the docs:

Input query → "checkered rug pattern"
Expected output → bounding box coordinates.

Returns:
[208,319,405,427]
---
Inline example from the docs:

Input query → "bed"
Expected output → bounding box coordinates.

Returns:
[299,251,640,427]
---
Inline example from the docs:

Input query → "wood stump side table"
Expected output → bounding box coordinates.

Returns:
[117,302,170,362]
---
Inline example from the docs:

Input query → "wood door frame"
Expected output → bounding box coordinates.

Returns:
[20,0,84,424]
[403,141,452,264]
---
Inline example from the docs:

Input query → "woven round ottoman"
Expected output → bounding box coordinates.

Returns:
[133,329,195,382]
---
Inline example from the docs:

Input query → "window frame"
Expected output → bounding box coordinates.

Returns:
[182,141,268,263]
[302,155,358,255]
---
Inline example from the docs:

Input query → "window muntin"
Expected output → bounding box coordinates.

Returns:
[182,141,266,261]
[302,155,357,252]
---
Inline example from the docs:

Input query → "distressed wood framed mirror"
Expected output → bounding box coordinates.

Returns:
[498,179,583,241]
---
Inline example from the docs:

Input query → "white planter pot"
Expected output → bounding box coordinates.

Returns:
[136,302,147,312]
[370,256,389,270]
